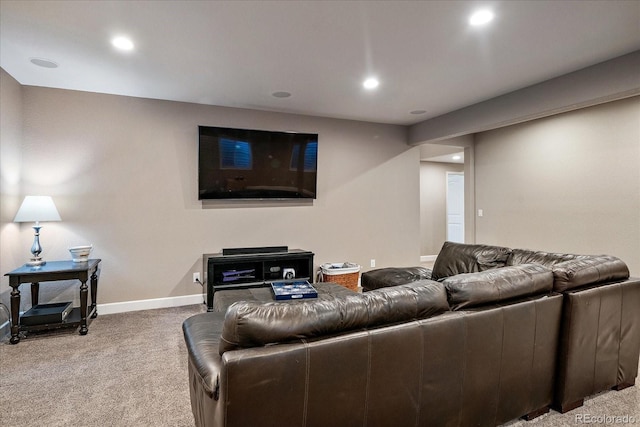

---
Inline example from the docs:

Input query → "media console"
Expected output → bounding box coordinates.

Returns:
[202,248,314,312]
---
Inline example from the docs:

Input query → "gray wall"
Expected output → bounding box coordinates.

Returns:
[0,77,421,308]
[475,96,640,275]
[0,69,23,325]
[420,161,464,255]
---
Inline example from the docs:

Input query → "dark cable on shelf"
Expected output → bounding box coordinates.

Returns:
[195,277,205,305]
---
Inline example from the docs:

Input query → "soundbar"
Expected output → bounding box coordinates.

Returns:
[222,246,289,256]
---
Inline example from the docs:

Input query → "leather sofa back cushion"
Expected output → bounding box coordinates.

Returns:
[506,249,583,267]
[552,255,629,292]
[443,264,553,310]
[432,241,512,281]
[218,280,449,354]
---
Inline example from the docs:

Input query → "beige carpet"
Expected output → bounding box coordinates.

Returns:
[0,304,206,426]
[505,384,639,426]
[1,303,638,426]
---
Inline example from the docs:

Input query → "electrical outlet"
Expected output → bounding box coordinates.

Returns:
[370,259,376,268]
[193,272,201,283]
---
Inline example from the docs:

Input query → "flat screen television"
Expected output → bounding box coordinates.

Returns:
[198,126,318,200]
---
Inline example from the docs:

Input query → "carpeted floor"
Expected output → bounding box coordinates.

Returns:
[0,304,206,427]
[1,303,638,426]
[504,385,639,426]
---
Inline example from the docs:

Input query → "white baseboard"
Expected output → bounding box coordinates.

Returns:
[421,255,438,262]
[97,294,204,315]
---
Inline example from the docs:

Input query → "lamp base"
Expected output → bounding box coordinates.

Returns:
[27,224,46,266]
[27,257,46,266]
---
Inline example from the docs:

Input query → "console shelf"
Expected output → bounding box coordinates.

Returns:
[203,249,314,311]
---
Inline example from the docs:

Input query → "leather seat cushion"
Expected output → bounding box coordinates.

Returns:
[443,263,553,310]
[218,280,448,354]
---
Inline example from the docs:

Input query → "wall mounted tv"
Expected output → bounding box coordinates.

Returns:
[198,126,318,200]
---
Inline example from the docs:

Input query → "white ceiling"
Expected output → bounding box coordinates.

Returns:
[1,0,639,125]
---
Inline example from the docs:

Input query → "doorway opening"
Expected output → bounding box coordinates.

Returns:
[446,172,464,243]
[419,141,470,262]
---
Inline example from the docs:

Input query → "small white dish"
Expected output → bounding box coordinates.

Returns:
[69,245,93,263]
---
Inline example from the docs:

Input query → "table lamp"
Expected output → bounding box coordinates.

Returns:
[14,195,62,266]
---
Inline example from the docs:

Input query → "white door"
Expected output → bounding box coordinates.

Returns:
[446,172,464,243]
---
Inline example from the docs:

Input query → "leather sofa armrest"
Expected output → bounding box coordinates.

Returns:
[183,312,225,397]
[552,255,629,292]
[554,278,640,411]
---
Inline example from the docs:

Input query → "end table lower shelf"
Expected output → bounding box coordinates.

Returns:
[19,306,98,334]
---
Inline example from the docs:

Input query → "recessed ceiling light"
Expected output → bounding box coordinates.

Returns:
[363,77,379,90]
[469,10,494,26]
[30,58,58,68]
[272,91,292,98]
[410,110,427,115]
[112,36,134,51]
[453,155,462,160]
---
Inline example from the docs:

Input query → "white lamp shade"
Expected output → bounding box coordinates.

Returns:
[13,196,62,223]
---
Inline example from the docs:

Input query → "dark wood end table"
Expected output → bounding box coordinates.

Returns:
[4,259,102,344]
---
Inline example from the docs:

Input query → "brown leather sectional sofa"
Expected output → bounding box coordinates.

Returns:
[182,242,639,427]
